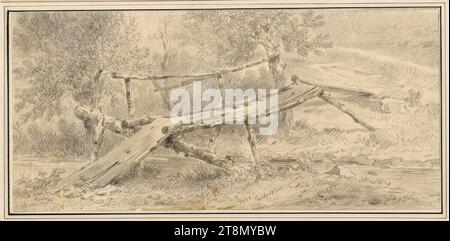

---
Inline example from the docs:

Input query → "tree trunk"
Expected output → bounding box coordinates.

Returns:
[83,119,96,160]
[155,30,172,113]
[83,70,104,162]
[151,79,172,112]
[267,53,294,129]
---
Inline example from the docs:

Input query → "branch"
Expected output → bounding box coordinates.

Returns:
[164,137,249,174]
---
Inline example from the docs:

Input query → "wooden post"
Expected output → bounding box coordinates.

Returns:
[124,78,136,137]
[210,73,226,145]
[124,78,135,118]
[244,118,261,180]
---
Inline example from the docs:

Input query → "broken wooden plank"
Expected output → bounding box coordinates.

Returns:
[274,86,323,114]
[59,85,348,190]
[166,84,321,123]
[55,118,173,190]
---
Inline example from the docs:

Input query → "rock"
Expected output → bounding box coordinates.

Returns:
[381,98,404,113]
[34,195,49,201]
[81,194,91,200]
[368,197,382,205]
[366,170,377,176]
[147,193,161,200]
[109,188,121,195]
[95,189,107,196]
[63,190,82,199]
[324,165,355,178]
[264,137,279,144]
[339,166,356,178]
[325,165,340,175]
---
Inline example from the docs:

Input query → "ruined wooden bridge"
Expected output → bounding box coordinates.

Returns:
[56,56,376,191]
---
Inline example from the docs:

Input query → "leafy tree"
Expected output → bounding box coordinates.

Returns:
[183,9,333,127]
[13,11,151,119]
[12,11,151,158]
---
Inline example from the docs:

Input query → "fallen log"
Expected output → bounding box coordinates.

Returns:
[74,105,124,134]
[121,116,155,129]
[75,105,156,133]
[56,118,173,190]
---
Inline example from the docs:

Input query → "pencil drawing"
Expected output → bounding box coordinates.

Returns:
[9,8,442,213]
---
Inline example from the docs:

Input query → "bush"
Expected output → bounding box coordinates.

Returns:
[14,168,65,198]
[13,118,87,157]
[404,88,422,106]
[56,119,86,156]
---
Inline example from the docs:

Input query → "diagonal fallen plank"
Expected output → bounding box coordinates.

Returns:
[55,118,174,190]
[318,91,376,131]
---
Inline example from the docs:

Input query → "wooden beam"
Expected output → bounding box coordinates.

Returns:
[164,137,249,174]
[121,116,155,129]
[319,91,376,131]
[291,75,374,97]
[210,73,226,146]
[275,86,323,114]
[111,55,277,86]
[244,119,261,180]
